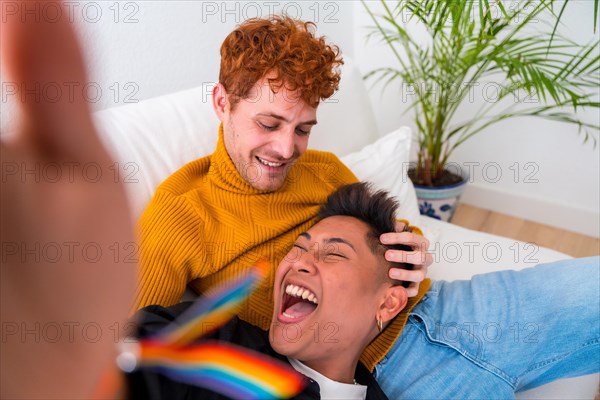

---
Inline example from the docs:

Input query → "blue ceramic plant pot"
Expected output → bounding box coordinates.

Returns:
[413,167,469,222]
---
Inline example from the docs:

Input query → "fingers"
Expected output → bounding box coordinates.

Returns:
[1,2,104,160]
[404,282,420,298]
[389,266,426,283]
[381,231,431,263]
[394,220,407,232]
[388,266,427,297]
[1,7,134,396]
[381,231,429,248]
[382,229,433,297]
[385,248,433,267]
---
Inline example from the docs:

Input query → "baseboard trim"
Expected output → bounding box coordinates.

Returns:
[460,184,600,238]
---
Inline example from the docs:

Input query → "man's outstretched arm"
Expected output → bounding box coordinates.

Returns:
[1,3,135,398]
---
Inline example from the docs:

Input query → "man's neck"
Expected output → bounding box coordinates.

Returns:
[288,358,368,399]
[299,358,358,384]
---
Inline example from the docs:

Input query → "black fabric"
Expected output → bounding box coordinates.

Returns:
[126,302,388,400]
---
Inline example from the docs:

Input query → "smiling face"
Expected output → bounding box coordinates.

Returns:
[269,216,391,383]
[212,74,317,191]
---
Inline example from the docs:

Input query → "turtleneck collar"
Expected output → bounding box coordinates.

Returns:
[208,123,272,195]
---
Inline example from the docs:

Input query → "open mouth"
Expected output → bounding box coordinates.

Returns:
[256,156,286,169]
[279,283,318,322]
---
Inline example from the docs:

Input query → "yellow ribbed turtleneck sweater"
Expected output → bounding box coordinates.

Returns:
[135,125,430,371]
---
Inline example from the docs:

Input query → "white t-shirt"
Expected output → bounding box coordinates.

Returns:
[288,358,367,400]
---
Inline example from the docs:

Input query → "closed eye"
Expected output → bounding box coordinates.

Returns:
[322,242,348,260]
[324,252,348,261]
[295,127,311,136]
[293,243,307,252]
[258,122,278,131]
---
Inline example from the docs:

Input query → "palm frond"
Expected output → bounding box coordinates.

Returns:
[362,0,599,184]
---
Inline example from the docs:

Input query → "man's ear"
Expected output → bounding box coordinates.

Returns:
[212,83,229,121]
[378,285,408,324]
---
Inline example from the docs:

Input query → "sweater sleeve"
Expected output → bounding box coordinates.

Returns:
[133,189,204,311]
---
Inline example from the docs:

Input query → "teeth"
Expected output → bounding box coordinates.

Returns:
[284,284,318,304]
[258,157,283,168]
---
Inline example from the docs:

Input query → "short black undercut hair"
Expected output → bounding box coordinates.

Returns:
[317,182,413,287]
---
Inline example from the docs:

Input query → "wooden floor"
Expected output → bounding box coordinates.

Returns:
[452,204,600,258]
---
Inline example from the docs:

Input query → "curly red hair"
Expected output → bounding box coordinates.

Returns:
[219,16,343,108]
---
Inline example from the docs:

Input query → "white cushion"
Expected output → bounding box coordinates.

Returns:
[93,86,219,220]
[419,216,572,281]
[341,127,420,225]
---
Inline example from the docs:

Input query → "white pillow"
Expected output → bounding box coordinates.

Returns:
[94,86,219,220]
[341,127,421,226]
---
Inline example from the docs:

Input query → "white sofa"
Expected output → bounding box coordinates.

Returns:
[93,58,599,399]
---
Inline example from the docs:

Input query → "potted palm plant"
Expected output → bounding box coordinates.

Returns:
[363,0,599,221]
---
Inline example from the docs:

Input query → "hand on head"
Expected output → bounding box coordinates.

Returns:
[381,220,432,297]
[1,3,135,398]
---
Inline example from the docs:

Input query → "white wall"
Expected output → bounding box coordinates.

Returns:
[353,1,600,237]
[1,0,598,237]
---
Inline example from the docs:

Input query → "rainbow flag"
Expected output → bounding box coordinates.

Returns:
[140,340,305,399]
[156,260,269,346]
[130,260,305,399]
